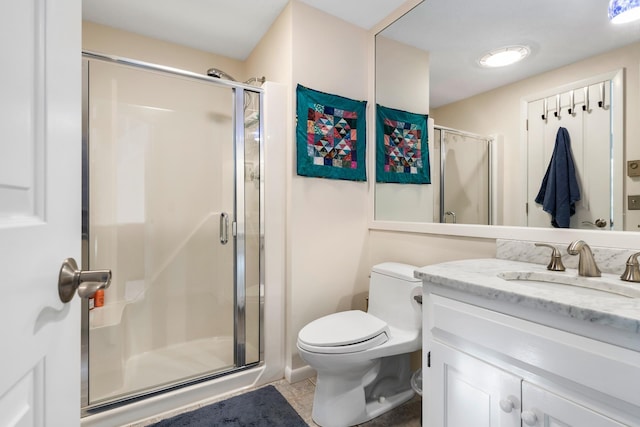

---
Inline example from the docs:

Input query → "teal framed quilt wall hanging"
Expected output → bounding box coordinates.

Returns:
[376,104,430,184]
[296,84,367,181]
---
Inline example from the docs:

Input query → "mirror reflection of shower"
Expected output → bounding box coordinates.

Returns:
[434,126,493,225]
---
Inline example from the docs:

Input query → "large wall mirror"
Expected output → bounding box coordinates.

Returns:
[374,0,640,235]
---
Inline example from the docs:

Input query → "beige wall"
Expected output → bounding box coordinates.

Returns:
[375,36,430,112]
[432,42,640,229]
[287,1,371,372]
[82,3,502,385]
[245,2,476,378]
[369,230,495,267]
[83,21,245,79]
[374,36,434,222]
[245,4,292,87]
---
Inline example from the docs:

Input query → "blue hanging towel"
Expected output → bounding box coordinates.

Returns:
[534,127,581,228]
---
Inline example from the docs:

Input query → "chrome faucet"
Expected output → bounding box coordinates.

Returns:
[567,240,601,277]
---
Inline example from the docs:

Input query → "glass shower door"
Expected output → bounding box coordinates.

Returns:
[84,59,244,405]
[439,128,491,225]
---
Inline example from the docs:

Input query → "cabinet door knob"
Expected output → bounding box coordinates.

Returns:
[521,410,538,426]
[499,396,520,413]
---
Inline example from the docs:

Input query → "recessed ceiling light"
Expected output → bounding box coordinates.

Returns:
[479,45,530,68]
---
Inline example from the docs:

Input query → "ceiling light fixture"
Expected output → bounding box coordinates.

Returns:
[478,45,530,68]
[608,0,640,23]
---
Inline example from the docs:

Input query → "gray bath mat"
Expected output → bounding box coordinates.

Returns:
[150,385,307,426]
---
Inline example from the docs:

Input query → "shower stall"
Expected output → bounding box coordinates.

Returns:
[81,53,266,414]
[433,126,493,225]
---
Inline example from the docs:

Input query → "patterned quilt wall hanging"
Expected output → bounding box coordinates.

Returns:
[296,84,367,181]
[376,104,430,184]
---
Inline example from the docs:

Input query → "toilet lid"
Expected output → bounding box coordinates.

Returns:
[297,310,389,354]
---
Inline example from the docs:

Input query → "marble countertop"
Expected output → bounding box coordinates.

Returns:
[415,258,640,335]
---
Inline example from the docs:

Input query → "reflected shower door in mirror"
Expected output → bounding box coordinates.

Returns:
[436,127,492,225]
[375,0,640,231]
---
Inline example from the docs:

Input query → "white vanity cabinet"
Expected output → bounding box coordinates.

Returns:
[521,381,626,426]
[428,339,627,427]
[430,341,521,426]
[422,291,640,427]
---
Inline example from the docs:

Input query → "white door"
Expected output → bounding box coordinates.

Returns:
[521,382,626,426]
[428,342,522,427]
[526,82,612,229]
[0,0,81,425]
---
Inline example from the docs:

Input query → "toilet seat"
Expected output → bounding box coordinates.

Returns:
[297,310,389,354]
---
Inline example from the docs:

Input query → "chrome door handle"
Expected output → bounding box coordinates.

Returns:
[582,218,607,228]
[220,212,229,245]
[58,258,111,303]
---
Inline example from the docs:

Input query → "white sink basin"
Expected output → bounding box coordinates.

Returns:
[497,271,640,298]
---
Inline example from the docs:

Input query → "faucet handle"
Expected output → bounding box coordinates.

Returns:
[620,252,640,283]
[535,243,566,271]
[567,239,602,277]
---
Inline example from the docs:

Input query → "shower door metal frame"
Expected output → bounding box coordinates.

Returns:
[437,125,493,225]
[233,87,247,367]
[80,52,265,415]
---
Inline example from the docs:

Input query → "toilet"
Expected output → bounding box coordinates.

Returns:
[297,262,422,427]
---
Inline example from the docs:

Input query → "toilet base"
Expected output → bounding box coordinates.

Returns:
[310,354,416,427]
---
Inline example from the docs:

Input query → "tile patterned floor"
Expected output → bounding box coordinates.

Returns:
[273,377,422,427]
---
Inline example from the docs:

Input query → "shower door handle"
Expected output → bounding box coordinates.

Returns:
[58,258,112,303]
[220,212,229,244]
[444,211,457,224]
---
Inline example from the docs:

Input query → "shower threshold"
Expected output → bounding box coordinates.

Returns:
[90,336,248,405]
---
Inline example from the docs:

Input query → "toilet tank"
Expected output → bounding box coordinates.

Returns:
[368,262,422,331]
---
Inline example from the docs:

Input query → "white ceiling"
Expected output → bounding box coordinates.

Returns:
[380,0,640,107]
[82,0,640,107]
[82,0,289,60]
[82,0,407,60]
